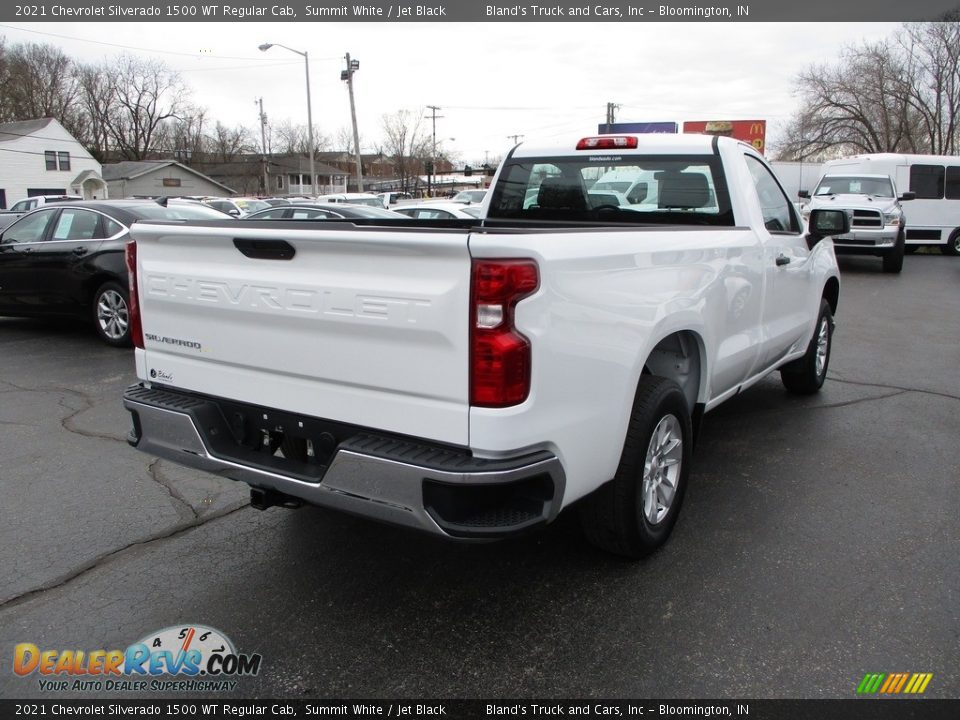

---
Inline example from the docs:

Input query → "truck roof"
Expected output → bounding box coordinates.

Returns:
[512,132,739,159]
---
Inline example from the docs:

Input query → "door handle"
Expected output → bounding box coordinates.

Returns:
[73,246,88,256]
[775,254,791,267]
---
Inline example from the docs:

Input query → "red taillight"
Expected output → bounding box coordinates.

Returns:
[576,135,638,150]
[125,240,144,349]
[470,259,539,408]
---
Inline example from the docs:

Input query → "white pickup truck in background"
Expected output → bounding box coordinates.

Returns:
[799,173,913,273]
[123,134,849,557]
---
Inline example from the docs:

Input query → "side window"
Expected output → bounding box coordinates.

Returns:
[51,209,102,241]
[744,155,798,233]
[45,151,57,171]
[103,217,125,237]
[945,166,960,201]
[290,209,333,219]
[910,164,945,199]
[253,208,289,219]
[3,210,58,244]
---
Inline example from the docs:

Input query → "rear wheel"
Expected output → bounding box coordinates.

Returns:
[945,229,960,257]
[780,299,832,395]
[580,376,692,558]
[92,281,131,347]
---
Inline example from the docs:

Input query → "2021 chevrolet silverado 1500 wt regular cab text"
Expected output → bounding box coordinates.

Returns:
[123,134,848,557]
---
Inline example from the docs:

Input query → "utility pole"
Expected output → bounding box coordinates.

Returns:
[256,98,269,196]
[507,134,524,145]
[342,53,363,192]
[604,102,620,133]
[426,105,442,197]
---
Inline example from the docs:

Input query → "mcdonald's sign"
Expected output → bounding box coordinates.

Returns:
[683,120,767,154]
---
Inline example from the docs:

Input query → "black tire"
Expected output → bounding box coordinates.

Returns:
[780,299,833,395]
[945,229,960,257]
[882,229,905,273]
[580,376,692,558]
[91,281,132,347]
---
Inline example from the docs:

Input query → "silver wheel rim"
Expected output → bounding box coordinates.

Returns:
[642,414,683,525]
[97,289,128,340]
[815,316,830,377]
[953,234,960,253]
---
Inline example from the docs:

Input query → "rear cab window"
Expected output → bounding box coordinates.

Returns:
[487,154,733,226]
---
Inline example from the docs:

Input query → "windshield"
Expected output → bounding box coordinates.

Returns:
[814,176,894,197]
[488,155,732,226]
[235,199,271,213]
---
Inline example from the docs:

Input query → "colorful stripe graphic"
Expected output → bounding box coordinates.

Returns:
[857,673,933,694]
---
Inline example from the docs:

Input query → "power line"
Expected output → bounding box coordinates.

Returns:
[0,24,341,62]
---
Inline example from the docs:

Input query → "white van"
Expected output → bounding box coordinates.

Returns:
[817,154,960,255]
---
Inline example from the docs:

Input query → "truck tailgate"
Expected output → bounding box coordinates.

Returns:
[130,221,472,446]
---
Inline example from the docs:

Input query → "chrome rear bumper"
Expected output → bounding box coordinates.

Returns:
[123,384,564,539]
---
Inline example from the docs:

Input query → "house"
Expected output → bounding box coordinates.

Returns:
[0,117,106,210]
[102,160,235,198]
[192,153,349,197]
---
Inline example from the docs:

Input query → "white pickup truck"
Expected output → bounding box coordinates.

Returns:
[123,134,848,557]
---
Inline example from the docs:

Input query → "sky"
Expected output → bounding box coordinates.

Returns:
[0,21,903,164]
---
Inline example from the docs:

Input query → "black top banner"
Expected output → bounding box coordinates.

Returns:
[3,0,960,22]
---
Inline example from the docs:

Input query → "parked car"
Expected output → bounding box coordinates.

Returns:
[376,191,414,207]
[203,197,272,217]
[451,189,487,204]
[0,213,22,231]
[7,194,82,213]
[244,204,409,220]
[392,202,483,219]
[0,200,232,346]
[799,173,912,273]
[314,193,386,208]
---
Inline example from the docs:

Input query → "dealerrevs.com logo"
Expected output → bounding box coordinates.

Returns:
[14,625,262,693]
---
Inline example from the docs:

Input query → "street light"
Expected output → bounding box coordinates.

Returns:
[259,42,315,197]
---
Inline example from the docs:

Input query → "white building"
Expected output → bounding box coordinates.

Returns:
[0,117,107,209]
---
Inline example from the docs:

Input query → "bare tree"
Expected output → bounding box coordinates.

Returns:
[208,120,256,162]
[99,54,190,160]
[0,40,86,140]
[158,106,206,160]
[272,118,330,156]
[381,109,430,193]
[898,15,960,155]
[73,64,115,161]
[775,19,960,160]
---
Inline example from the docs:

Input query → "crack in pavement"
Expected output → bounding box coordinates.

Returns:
[828,375,960,403]
[148,458,200,522]
[0,502,249,612]
[58,394,128,444]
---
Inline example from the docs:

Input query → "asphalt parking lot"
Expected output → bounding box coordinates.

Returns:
[1,253,958,701]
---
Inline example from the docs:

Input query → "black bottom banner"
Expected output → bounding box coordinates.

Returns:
[3,699,959,720]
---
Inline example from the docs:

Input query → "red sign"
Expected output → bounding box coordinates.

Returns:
[683,120,766,154]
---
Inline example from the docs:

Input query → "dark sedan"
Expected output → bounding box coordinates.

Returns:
[0,200,230,346]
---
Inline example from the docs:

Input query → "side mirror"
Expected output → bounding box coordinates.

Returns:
[806,208,850,248]
[898,192,915,201]
[228,208,241,217]
[797,190,810,199]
